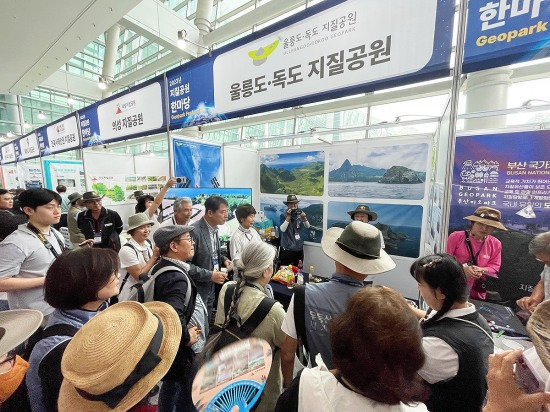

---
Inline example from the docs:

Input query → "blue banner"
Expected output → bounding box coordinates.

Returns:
[167,0,454,129]
[450,131,550,300]
[172,139,222,188]
[464,0,550,72]
[80,79,166,148]
[37,114,80,155]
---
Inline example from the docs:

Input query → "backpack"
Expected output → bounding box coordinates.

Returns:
[124,264,191,308]
[292,285,310,365]
[118,239,153,293]
[202,283,276,362]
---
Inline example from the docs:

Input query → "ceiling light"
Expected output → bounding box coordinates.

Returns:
[98,76,107,90]
[37,111,46,120]
[177,30,187,50]
[6,131,14,138]
[67,94,75,105]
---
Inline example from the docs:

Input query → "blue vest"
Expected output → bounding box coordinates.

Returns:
[303,274,364,368]
[280,214,305,251]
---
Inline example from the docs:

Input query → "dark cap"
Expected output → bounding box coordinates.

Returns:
[153,225,195,251]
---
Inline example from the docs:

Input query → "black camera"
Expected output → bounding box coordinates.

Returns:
[291,208,303,218]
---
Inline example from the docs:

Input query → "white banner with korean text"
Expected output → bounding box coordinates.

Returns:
[213,0,439,113]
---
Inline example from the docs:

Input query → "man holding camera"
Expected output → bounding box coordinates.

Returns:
[279,194,310,266]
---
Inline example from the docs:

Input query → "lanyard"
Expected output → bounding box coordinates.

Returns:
[329,276,364,288]
[26,223,65,258]
[464,230,485,265]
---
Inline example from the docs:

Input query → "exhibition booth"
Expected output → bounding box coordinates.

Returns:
[1,0,549,303]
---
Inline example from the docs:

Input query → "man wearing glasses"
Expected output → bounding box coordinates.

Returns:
[517,232,550,312]
[77,191,123,251]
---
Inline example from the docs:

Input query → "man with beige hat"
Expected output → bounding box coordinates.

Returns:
[280,221,395,388]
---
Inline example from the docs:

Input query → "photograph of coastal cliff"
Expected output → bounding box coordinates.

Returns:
[328,143,428,200]
[260,151,324,196]
[328,201,423,258]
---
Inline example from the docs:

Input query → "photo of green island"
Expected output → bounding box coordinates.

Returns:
[260,151,325,196]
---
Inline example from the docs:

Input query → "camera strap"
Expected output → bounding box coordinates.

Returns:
[464,230,484,266]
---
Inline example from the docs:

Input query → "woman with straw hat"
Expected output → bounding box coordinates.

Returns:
[446,206,507,300]
[215,241,286,411]
[117,213,160,302]
[58,301,182,411]
[26,248,121,412]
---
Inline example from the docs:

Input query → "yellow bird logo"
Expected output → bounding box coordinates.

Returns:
[248,39,280,65]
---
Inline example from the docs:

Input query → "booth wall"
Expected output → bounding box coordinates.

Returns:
[134,155,169,177]
[223,146,259,209]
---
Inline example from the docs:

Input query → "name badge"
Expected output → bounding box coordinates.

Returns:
[104,223,113,227]
[94,235,102,244]
[295,234,301,240]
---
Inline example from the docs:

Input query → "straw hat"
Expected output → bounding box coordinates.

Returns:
[0,309,43,357]
[283,194,300,204]
[347,204,378,221]
[321,221,395,275]
[463,206,507,231]
[58,301,182,412]
[127,213,157,232]
[526,300,550,371]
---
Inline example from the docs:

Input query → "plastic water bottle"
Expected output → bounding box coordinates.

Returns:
[297,260,304,284]
[309,265,315,275]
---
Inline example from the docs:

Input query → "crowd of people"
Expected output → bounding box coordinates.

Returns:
[0,187,550,411]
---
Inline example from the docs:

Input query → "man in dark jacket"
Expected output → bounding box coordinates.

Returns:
[77,191,123,251]
[0,189,27,241]
[153,225,200,412]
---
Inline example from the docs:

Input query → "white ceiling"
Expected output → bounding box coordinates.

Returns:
[0,0,142,95]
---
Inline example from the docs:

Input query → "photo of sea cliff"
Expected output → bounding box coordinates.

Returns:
[328,143,428,200]
[328,201,423,258]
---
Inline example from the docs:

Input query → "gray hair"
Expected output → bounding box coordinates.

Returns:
[225,242,276,324]
[173,197,192,212]
[529,232,550,255]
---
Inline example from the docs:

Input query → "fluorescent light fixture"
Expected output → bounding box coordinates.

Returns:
[98,76,107,90]
[67,94,75,105]
[177,30,187,50]
[37,111,46,120]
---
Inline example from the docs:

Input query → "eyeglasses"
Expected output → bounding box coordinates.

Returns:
[176,237,194,244]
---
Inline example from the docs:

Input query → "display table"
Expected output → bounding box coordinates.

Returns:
[269,272,319,310]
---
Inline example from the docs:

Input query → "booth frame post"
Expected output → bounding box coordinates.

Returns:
[438,0,468,253]
[163,73,175,177]
[38,152,46,189]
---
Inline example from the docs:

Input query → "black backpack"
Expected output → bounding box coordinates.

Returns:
[202,284,276,361]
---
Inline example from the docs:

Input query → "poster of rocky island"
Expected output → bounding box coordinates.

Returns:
[328,143,428,200]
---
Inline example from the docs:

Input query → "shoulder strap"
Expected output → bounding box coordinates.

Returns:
[240,297,277,336]
[464,230,477,265]
[223,283,237,319]
[40,323,79,340]
[293,284,309,353]
[122,242,140,259]
[145,265,192,309]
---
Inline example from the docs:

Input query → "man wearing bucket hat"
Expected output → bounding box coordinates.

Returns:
[117,213,159,302]
[279,194,310,266]
[0,309,43,408]
[447,206,506,300]
[66,192,85,248]
[280,221,396,388]
[77,191,123,251]
[348,204,385,249]
[58,301,182,412]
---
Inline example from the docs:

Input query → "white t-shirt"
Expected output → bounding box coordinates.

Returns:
[117,238,153,301]
[541,265,550,301]
[419,303,486,384]
[0,224,64,315]
[229,226,261,264]
[159,216,191,228]
[144,207,160,241]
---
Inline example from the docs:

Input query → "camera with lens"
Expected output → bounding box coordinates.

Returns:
[291,208,303,219]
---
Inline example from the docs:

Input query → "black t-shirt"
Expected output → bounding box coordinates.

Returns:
[0,210,27,241]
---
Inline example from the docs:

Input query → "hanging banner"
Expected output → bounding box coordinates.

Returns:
[17,162,43,189]
[14,133,40,161]
[80,80,166,148]
[37,115,80,155]
[167,0,454,128]
[0,166,19,189]
[449,131,550,301]
[172,139,222,188]
[1,143,16,165]
[42,159,85,192]
[464,0,550,72]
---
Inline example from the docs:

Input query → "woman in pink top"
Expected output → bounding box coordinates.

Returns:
[446,206,507,300]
